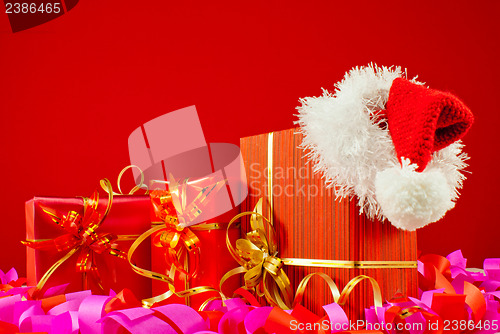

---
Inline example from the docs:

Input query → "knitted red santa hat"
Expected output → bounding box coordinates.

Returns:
[385,78,473,172]
[296,65,474,231]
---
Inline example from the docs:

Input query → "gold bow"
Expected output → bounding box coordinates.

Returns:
[221,198,294,309]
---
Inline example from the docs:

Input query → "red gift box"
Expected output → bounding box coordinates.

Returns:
[240,128,418,319]
[147,187,241,309]
[25,194,152,300]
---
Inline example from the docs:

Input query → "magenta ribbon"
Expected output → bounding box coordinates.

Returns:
[0,268,115,333]
[99,298,351,334]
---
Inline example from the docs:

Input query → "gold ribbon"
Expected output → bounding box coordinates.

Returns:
[292,272,383,310]
[149,188,203,282]
[220,197,413,310]
[282,259,417,269]
[267,132,274,226]
[221,131,417,309]
[23,179,132,297]
[100,165,149,195]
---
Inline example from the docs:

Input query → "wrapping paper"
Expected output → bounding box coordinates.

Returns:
[240,128,418,319]
[25,195,152,300]
[1,250,499,333]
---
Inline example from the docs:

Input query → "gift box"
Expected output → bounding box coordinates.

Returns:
[25,194,152,300]
[150,206,241,309]
[145,177,241,309]
[239,128,418,319]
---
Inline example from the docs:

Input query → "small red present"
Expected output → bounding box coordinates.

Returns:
[24,183,152,300]
[130,178,241,309]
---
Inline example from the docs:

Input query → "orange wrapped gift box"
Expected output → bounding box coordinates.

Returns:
[240,128,418,319]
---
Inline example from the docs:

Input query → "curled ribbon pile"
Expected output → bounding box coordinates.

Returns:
[0,268,143,334]
[418,250,490,324]
[363,250,500,334]
[0,267,28,298]
[1,249,499,333]
[22,179,128,297]
[101,273,384,334]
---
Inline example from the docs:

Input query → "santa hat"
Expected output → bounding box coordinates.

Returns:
[296,65,473,231]
[385,77,473,171]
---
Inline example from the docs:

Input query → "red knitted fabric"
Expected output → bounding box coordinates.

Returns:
[385,78,474,172]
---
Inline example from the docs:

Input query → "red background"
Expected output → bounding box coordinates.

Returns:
[0,0,498,274]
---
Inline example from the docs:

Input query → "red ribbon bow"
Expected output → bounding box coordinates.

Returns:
[150,189,201,280]
[23,179,126,295]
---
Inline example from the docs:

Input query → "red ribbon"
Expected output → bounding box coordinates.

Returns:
[419,253,487,331]
[104,288,142,313]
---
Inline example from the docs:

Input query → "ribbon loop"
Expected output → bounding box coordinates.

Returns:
[100,165,148,195]
[263,256,283,276]
[338,275,383,309]
[292,272,341,308]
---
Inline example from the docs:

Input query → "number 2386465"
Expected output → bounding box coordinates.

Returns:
[5,3,61,14]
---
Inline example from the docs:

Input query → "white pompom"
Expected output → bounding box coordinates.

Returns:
[375,158,455,231]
